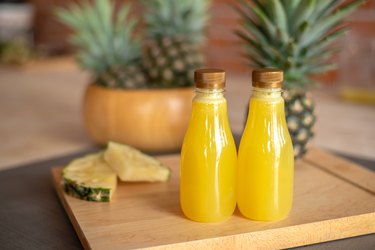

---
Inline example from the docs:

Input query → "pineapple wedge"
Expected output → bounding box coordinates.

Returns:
[104,142,171,182]
[63,153,117,202]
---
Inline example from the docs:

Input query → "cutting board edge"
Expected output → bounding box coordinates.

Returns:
[52,167,91,250]
[142,212,375,250]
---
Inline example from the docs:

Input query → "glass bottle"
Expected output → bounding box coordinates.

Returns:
[238,68,294,221]
[180,68,237,222]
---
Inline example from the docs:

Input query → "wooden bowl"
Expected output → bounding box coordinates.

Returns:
[83,84,194,152]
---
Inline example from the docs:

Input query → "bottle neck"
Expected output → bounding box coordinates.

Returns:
[195,88,225,100]
[251,87,282,99]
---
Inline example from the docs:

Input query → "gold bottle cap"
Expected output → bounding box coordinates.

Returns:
[252,68,283,88]
[194,68,225,89]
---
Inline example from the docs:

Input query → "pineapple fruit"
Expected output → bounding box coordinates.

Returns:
[56,0,146,88]
[63,143,171,202]
[63,153,117,202]
[141,0,210,87]
[104,142,171,182]
[235,0,364,158]
[283,91,316,157]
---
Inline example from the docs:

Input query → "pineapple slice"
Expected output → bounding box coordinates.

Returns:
[104,142,171,182]
[63,153,117,202]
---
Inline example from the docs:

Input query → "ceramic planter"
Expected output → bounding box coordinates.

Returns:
[83,84,194,152]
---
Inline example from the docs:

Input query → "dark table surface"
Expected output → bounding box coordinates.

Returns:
[0,147,374,250]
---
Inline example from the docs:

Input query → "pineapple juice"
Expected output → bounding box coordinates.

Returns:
[238,69,294,221]
[180,69,237,222]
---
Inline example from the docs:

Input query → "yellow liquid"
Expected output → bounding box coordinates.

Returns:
[238,90,294,221]
[180,92,237,222]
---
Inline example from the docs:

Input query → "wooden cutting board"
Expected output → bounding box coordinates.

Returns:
[52,148,375,249]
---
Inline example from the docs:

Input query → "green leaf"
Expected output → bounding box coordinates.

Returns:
[113,4,140,64]
[95,0,113,56]
[251,4,277,40]
[54,0,142,81]
[305,26,350,58]
[86,2,114,65]
[69,34,102,59]
[305,63,337,74]
[270,0,288,33]
[77,53,106,73]
[69,4,88,29]
[276,27,290,46]
[300,0,364,48]
[284,72,312,89]
[143,0,210,43]
[290,0,315,36]
[233,3,269,45]
[253,0,271,17]
[303,48,341,65]
[310,0,341,22]
[236,30,275,62]
[95,0,112,35]
[55,8,81,29]
[239,50,267,68]
[281,0,301,14]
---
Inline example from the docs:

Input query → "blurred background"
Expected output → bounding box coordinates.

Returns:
[0,0,374,170]
[1,0,374,75]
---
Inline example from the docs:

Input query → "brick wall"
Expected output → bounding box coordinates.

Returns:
[30,0,375,81]
[29,0,70,53]
[204,0,248,73]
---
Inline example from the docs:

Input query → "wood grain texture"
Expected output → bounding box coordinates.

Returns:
[52,149,375,250]
[304,148,375,194]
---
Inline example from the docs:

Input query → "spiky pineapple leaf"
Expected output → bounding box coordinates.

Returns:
[270,0,288,33]
[234,0,364,89]
[142,0,210,43]
[235,31,271,61]
[290,0,315,35]
[299,0,364,48]
[55,0,141,84]
[312,0,341,21]
[305,26,350,58]
[233,1,269,45]
[281,0,301,16]
[251,4,277,40]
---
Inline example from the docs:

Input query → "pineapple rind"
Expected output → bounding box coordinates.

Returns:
[141,0,209,87]
[63,178,111,202]
[283,90,316,158]
[142,37,203,87]
[62,153,117,202]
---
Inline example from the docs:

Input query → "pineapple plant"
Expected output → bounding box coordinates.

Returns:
[55,0,206,151]
[56,0,146,88]
[63,153,117,202]
[235,0,364,158]
[141,0,210,87]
